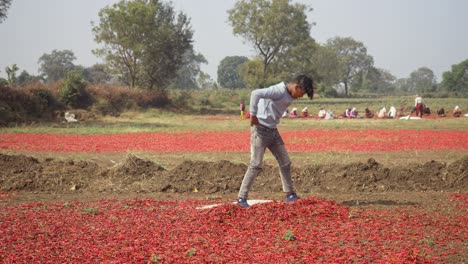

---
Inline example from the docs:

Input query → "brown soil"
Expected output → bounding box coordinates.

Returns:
[1,153,466,196]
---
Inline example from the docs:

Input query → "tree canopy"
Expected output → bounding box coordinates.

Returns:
[0,0,12,23]
[228,0,311,85]
[170,50,207,89]
[441,59,468,93]
[38,49,77,82]
[408,67,437,94]
[217,56,248,89]
[92,0,194,89]
[326,37,374,96]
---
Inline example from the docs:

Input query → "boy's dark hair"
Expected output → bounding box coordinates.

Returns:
[293,75,314,99]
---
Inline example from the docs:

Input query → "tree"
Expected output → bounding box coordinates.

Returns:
[197,71,214,90]
[408,67,437,94]
[395,78,410,93]
[170,50,207,89]
[17,70,44,85]
[272,38,340,93]
[0,0,12,23]
[239,59,267,89]
[83,64,112,84]
[5,64,19,86]
[440,59,468,93]
[228,0,311,84]
[326,37,373,96]
[38,49,76,82]
[93,0,193,89]
[217,56,248,89]
[352,67,396,94]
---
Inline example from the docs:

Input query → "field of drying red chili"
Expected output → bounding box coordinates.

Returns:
[0,128,467,263]
[0,129,467,152]
[0,194,466,263]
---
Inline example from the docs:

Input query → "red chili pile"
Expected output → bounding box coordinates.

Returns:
[1,195,466,263]
[0,130,467,152]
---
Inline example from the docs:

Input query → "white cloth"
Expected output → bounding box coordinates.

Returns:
[378,107,387,118]
[399,115,421,120]
[388,106,397,118]
[318,109,326,118]
[64,112,78,122]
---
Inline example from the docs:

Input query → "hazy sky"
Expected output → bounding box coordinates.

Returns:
[1,0,467,82]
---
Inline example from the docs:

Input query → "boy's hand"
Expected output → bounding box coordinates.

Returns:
[250,116,259,126]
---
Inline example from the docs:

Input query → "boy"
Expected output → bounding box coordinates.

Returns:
[237,75,314,208]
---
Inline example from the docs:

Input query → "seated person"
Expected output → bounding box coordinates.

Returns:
[437,108,446,117]
[301,107,309,117]
[318,107,326,118]
[388,106,397,118]
[289,107,298,118]
[423,104,431,115]
[282,109,289,118]
[364,108,374,118]
[377,107,387,118]
[397,107,405,117]
[345,108,357,118]
[453,106,462,117]
[325,110,334,120]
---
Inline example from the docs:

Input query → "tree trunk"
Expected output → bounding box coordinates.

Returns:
[344,81,349,96]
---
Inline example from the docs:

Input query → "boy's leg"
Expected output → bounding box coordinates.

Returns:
[238,126,267,199]
[269,141,294,195]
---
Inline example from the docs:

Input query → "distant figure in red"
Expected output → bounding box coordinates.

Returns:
[289,107,298,118]
[414,95,424,118]
[240,102,246,120]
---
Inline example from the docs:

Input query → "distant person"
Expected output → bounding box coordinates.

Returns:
[301,107,309,117]
[236,75,314,208]
[388,106,397,118]
[364,108,374,118]
[345,108,358,118]
[437,108,446,117]
[325,109,334,120]
[423,104,431,115]
[414,95,424,118]
[289,107,298,118]
[397,107,405,117]
[240,102,246,120]
[377,107,387,118]
[318,107,326,118]
[453,106,462,117]
[282,109,289,118]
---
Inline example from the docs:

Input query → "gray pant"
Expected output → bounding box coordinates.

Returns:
[238,125,294,199]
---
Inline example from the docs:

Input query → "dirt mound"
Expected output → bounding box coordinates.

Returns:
[295,158,467,192]
[0,153,466,194]
[164,160,247,194]
[0,154,99,192]
[92,154,166,193]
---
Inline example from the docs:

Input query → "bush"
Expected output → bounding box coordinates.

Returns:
[59,72,91,109]
[87,85,171,115]
[0,84,62,123]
